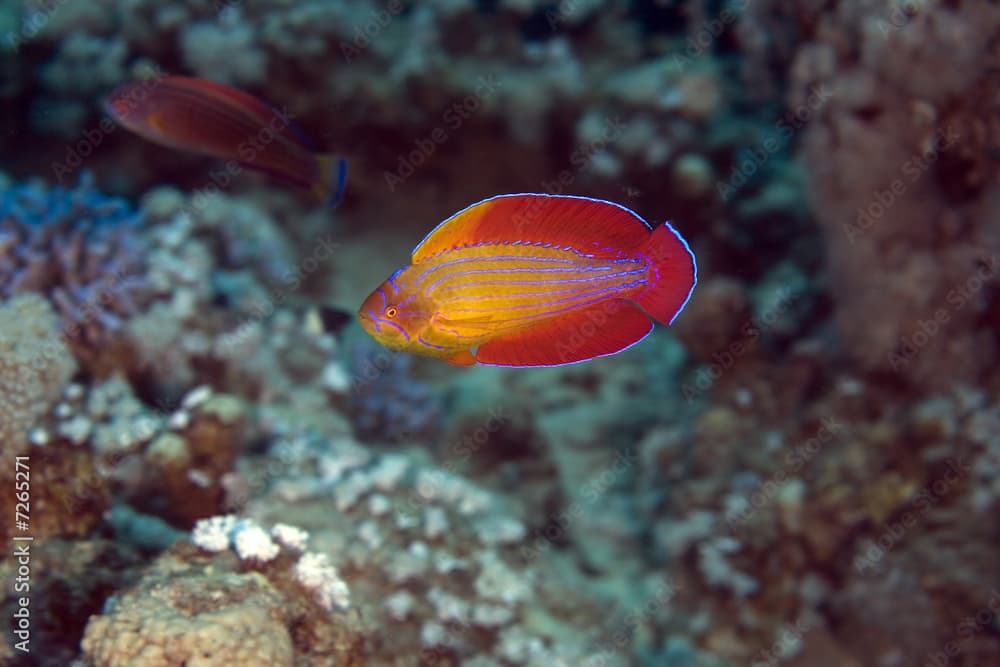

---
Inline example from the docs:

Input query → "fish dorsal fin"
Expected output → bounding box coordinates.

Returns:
[168,77,286,125]
[165,76,319,151]
[411,193,654,262]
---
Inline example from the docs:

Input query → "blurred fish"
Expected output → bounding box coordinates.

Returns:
[105,75,347,207]
[358,193,697,367]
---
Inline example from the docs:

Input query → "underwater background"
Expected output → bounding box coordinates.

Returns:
[1,0,999,665]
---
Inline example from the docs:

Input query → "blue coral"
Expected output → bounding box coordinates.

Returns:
[0,171,152,348]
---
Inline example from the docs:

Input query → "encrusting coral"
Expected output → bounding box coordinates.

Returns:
[81,544,366,667]
[0,538,144,666]
[0,294,77,454]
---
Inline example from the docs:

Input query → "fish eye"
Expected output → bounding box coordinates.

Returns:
[385,306,398,319]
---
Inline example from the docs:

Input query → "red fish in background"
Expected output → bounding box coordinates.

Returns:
[358,193,697,367]
[105,75,347,207]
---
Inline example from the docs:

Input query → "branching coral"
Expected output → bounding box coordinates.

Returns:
[0,172,154,369]
[45,378,246,526]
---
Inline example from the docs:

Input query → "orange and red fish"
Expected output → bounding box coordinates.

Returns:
[358,193,697,367]
[105,75,347,206]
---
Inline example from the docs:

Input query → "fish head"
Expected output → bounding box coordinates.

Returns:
[358,270,433,351]
[104,82,155,134]
[104,79,180,139]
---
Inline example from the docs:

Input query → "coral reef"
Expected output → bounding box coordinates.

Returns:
[0,172,154,372]
[120,185,341,404]
[347,340,443,443]
[789,0,1000,388]
[50,379,247,526]
[81,545,366,667]
[0,538,144,666]
[236,447,632,667]
[0,293,76,454]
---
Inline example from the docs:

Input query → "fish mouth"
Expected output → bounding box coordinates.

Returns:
[357,309,378,335]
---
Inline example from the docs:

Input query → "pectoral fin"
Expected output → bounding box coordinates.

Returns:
[432,312,498,336]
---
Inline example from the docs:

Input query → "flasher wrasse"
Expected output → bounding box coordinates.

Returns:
[358,193,697,367]
[105,76,347,207]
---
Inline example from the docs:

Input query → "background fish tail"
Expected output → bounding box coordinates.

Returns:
[313,154,349,209]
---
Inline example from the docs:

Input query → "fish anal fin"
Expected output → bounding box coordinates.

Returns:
[412,194,653,262]
[475,300,653,367]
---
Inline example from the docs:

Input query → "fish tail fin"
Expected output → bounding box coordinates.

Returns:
[313,154,349,209]
[634,221,697,325]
